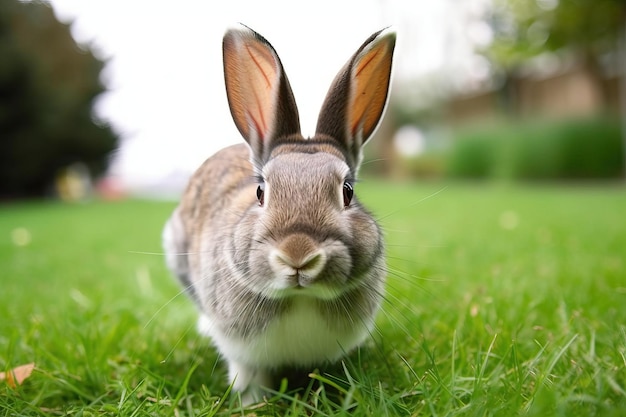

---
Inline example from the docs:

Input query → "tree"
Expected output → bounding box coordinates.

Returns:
[487,0,625,69]
[486,0,625,110]
[0,0,118,198]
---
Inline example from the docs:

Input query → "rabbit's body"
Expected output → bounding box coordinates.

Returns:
[163,25,395,403]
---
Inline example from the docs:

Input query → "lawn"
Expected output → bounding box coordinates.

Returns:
[1,181,625,416]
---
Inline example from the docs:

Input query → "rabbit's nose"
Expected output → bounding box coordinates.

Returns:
[272,251,326,277]
[269,234,327,280]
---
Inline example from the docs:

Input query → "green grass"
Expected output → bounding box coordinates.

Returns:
[1,182,625,416]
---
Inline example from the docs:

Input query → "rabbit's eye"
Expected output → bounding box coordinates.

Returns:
[343,181,353,207]
[256,184,265,206]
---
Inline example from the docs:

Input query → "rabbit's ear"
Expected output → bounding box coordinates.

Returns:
[223,24,301,163]
[315,28,395,169]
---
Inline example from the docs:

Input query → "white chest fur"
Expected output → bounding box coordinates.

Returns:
[198,296,371,369]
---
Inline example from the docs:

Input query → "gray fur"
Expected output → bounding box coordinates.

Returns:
[162,24,395,404]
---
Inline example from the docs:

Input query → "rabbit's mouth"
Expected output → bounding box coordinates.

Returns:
[269,279,343,301]
[257,267,350,301]
[263,234,352,301]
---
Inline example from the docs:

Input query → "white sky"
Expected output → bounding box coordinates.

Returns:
[48,0,491,190]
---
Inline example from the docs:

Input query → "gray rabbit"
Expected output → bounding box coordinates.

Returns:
[163,24,395,403]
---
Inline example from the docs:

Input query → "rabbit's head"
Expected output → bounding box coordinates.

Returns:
[222,25,395,301]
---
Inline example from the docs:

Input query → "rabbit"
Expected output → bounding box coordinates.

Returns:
[162,23,396,404]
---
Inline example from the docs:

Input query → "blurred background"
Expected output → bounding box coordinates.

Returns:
[1,0,625,201]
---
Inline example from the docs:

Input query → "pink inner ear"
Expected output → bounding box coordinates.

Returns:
[244,44,273,85]
[354,49,380,78]
[246,108,266,142]
[243,44,274,141]
[224,31,280,143]
[349,43,392,141]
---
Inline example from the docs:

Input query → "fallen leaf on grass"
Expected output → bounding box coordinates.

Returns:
[0,363,35,388]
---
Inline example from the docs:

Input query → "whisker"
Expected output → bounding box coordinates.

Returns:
[160,320,197,364]
[386,265,446,285]
[360,157,390,167]
[128,250,168,256]
[376,186,448,222]
[143,285,193,329]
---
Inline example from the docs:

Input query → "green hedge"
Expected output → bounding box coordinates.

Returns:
[446,117,625,180]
